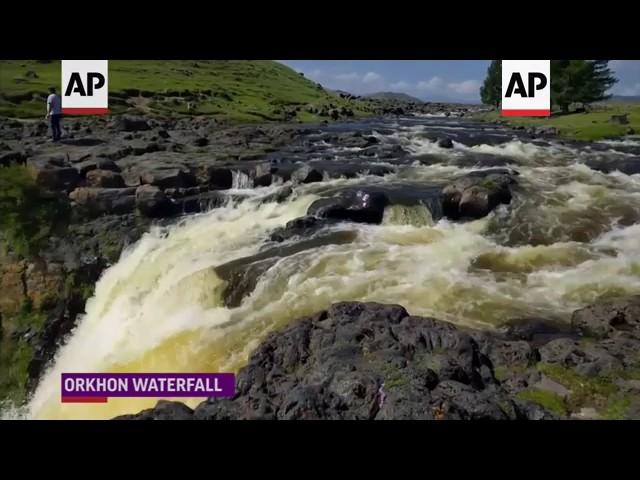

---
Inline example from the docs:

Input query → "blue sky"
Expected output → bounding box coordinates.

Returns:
[279,60,640,103]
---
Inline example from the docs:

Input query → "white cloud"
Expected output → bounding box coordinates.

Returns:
[417,77,444,91]
[447,79,481,95]
[362,72,383,84]
[335,72,360,81]
[390,81,410,90]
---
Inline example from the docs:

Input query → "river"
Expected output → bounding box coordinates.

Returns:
[20,116,640,419]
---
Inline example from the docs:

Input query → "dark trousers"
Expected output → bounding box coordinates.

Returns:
[50,114,62,141]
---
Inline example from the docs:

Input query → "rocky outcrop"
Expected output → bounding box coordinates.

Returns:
[441,169,517,220]
[111,115,151,132]
[69,187,136,216]
[308,189,390,224]
[571,296,640,339]
[116,296,640,420]
[85,169,125,188]
[135,185,175,218]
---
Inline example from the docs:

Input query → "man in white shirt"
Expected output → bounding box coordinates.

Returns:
[45,86,63,142]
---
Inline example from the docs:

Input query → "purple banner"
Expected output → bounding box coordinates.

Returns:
[61,373,235,398]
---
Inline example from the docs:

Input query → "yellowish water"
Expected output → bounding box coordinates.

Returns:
[15,134,640,420]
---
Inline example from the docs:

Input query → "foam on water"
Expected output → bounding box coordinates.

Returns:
[16,121,640,420]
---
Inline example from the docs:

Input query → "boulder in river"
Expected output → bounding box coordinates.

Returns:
[441,169,517,220]
[308,189,390,224]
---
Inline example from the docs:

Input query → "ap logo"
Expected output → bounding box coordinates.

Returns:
[501,60,550,117]
[61,60,109,115]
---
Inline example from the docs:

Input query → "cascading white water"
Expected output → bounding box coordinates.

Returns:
[17,129,640,420]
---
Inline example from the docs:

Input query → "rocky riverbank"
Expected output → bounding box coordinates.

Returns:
[0,103,481,403]
[115,297,640,420]
[2,103,640,417]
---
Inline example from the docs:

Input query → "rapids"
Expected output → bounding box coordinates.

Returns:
[18,117,640,419]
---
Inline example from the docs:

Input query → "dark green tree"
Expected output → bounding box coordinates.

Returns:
[551,60,618,113]
[480,60,501,109]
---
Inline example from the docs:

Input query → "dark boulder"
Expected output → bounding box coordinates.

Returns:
[85,169,125,188]
[111,115,151,132]
[437,138,454,149]
[571,296,640,339]
[269,216,334,242]
[441,169,517,220]
[138,165,197,189]
[29,157,81,192]
[74,158,120,176]
[291,164,323,184]
[114,400,194,420]
[135,185,176,218]
[584,157,640,176]
[308,189,390,224]
[69,187,136,215]
[119,302,552,420]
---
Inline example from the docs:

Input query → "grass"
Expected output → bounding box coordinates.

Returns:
[0,164,71,258]
[517,389,568,417]
[536,363,636,419]
[0,60,373,122]
[0,307,46,404]
[473,102,640,141]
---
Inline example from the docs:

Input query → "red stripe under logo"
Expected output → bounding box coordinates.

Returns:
[61,108,109,115]
[501,109,551,117]
[61,396,108,403]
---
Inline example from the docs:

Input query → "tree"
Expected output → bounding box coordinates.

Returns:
[480,60,501,109]
[551,60,618,113]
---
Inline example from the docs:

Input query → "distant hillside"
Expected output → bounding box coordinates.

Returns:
[608,95,640,103]
[0,60,371,121]
[365,91,424,103]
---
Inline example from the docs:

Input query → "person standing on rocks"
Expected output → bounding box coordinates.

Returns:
[45,86,63,142]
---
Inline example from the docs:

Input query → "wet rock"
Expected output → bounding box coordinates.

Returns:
[571,296,640,339]
[291,164,323,184]
[269,216,334,242]
[499,317,575,345]
[135,185,175,218]
[584,157,640,176]
[308,189,390,224]
[441,169,517,220]
[437,138,454,149]
[114,400,194,420]
[85,169,125,188]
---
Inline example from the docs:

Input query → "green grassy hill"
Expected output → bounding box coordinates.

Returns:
[0,60,372,122]
[364,91,424,103]
[473,103,640,141]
